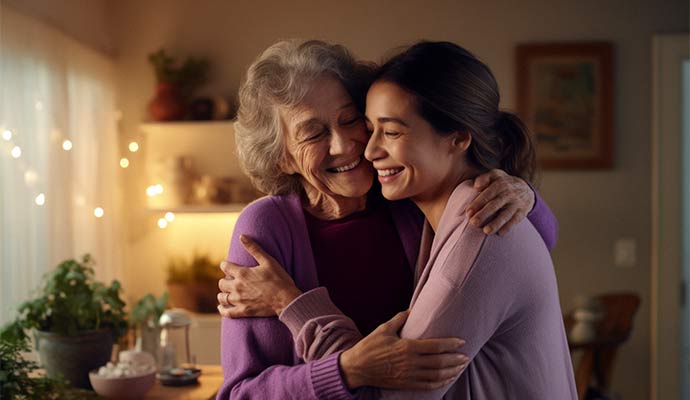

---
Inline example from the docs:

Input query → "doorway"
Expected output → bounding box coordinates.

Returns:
[651,33,689,400]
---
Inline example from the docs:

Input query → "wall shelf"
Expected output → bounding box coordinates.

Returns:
[140,120,257,213]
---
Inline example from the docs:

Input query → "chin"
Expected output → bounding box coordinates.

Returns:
[381,187,407,201]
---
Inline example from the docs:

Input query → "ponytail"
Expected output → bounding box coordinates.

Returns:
[493,111,536,182]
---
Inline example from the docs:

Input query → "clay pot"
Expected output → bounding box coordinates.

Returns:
[148,83,186,121]
[34,329,114,389]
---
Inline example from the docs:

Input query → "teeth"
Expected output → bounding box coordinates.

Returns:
[377,168,403,177]
[332,158,361,173]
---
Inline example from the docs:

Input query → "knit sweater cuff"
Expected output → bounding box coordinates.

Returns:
[310,351,353,400]
[279,287,343,338]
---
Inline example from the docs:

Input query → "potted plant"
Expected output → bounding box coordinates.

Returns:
[166,252,223,313]
[1,254,128,389]
[147,48,209,121]
[0,326,99,399]
[129,292,169,361]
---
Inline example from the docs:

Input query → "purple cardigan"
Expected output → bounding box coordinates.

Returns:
[280,183,576,399]
[217,193,557,399]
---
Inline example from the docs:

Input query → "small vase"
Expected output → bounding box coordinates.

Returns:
[148,83,185,121]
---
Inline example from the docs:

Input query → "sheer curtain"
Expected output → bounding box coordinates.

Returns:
[0,5,124,325]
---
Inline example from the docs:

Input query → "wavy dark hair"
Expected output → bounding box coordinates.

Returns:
[374,41,536,182]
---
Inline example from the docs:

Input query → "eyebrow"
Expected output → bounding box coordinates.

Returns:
[293,102,357,133]
[364,116,410,127]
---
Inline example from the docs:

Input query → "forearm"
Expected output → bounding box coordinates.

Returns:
[218,317,354,400]
[279,287,363,361]
[526,191,558,251]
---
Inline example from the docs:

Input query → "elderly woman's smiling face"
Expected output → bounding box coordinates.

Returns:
[280,75,373,201]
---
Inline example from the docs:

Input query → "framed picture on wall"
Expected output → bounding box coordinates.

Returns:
[516,42,614,169]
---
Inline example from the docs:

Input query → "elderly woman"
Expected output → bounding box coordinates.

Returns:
[216,40,557,400]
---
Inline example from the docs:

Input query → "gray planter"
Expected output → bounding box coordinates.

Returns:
[34,329,114,389]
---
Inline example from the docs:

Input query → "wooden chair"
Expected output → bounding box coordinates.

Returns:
[564,292,641,400]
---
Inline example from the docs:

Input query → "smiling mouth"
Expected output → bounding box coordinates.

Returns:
[327,157,362,173]
[377,167,404,177]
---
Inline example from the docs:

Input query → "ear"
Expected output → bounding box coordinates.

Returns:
[451,132,472,153]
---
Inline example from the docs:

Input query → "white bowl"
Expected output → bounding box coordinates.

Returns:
[89,370,156,399]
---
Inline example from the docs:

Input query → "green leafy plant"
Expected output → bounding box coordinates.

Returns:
[148,49,209,93]
[0,322,99,399]
[4,254,128,343]
[130,292,169,328]
[166,252,223,284]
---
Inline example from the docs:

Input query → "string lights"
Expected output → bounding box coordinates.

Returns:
[5,109,177,228]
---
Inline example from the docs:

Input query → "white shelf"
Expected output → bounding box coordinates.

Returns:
[141,121,257,213]
[140,120,235,135]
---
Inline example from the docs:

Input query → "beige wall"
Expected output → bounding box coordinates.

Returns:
[1,0,114,54]
[6,0,688,398]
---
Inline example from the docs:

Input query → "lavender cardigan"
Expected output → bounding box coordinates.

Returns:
[217,192,557,400]
[280,183,576,399]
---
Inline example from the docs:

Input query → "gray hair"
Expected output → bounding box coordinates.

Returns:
[234,39,374,195]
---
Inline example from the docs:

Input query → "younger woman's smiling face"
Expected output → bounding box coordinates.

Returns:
[364,80,468,203]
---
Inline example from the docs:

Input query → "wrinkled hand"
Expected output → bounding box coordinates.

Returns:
[467,169,535,236]
[339,311,469,390]
[217,235,303,318]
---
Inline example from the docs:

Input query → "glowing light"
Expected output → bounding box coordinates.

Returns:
[128,141,139,152]
[165,212,175,222]
[24,170,38,186]
[35,193,46,206]
[157,218,168,229]
[11,146,22,159]
[94,207,104,218]
[62,140,73,151]
[2,130,12,141]
[146,184,164,197]
[35,101,44,111]
[120,158,130,168]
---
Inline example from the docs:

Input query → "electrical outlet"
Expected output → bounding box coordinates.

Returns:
[614,238,637,268]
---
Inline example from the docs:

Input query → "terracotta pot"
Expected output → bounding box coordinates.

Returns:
[166,282,199,311]
[34,329,114,389]
[148,83,185,121]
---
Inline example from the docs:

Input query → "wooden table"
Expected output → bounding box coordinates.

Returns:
[146,365,223,400]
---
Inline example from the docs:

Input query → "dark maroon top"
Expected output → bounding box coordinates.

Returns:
[304,195,414,335]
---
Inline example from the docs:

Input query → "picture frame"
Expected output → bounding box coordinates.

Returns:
[516,42,614,169]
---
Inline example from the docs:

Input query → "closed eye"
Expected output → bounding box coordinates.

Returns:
[384,131,401,138]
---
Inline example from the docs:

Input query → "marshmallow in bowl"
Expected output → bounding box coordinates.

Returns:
[97,351,155,378]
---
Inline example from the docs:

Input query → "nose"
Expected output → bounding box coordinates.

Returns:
[329,128,356,156]
[364,129,384,162]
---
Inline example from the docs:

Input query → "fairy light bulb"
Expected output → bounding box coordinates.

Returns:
[62,140,73,151]
[94,207,104,218]
[157,218,168,229]
[35,193,46,206]
[11,146,22,159]
[128,141,139,152]
[120,158,130,168]
[2,129,12,141]
[165,212,175,222]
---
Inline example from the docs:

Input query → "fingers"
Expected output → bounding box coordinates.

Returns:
[468,197,507,228]
[410,364,466,382]
[481,205,517,235]
[378,310,410,333]
[406,337,465,354]
[466,182,503,219]
[414,352,470,369]
[497,213,523,236]
[239,235,272,264]
[472,169,506,192]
